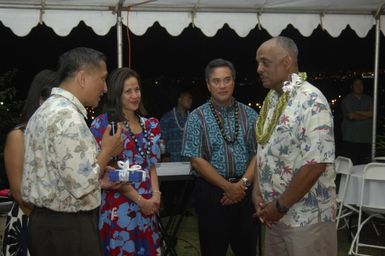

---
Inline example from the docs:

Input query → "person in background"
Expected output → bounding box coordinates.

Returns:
[253,36,336,256]
[159,90,193,217]
[160,90,192,162]
[182,58,259,256]
[3,69,58,256]
[90,67,162,256]
[341,77,373,164]
[21,47,123,256]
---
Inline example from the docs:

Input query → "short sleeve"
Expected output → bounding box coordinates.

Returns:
[181,111,202,158]
[159,113,169,141]
[341,97,351,117]
[50,112,101,199]
[245,107,258,156]
[146,117,161,164]
[301,94,335,166]
[90,113,109,148]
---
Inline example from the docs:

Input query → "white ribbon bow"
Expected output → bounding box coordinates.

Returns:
[116,159,146,182]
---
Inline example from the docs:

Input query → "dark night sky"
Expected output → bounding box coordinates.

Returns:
[0,20,384,118]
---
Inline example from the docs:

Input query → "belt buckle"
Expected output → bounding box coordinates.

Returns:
[228,177,238,183]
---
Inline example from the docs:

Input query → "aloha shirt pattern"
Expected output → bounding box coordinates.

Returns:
[182,100,258,177]
[257,74,337,227]
[160,108,189,161]
[22,87,101,212]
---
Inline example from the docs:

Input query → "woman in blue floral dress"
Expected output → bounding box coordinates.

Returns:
[90,67,161,256]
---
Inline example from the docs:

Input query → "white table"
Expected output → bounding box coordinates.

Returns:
[156,162,192,181]
[339,164,385,207]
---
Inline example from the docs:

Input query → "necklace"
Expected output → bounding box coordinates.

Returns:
[173,107,188,131]
[256,90,289,145]
[209,100,239,144]
[256,72,306,145]
[123,116,152,159]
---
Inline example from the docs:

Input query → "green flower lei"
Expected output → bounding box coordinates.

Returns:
[256,72,307,145]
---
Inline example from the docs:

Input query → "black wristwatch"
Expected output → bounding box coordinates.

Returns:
[275,199,289,214]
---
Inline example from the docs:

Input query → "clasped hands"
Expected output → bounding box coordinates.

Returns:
[137,193,161,216]
[253,196,285,229]
[220,180,247,205]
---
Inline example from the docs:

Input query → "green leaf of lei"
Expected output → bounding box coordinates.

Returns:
[255,72,306,145]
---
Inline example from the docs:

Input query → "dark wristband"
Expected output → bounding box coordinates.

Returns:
[275,199,289,214]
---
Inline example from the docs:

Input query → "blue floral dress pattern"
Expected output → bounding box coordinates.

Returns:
[90,113,161,256]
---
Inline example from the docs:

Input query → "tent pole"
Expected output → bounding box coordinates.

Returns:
[116,9,123,68]
[371,16,380,161]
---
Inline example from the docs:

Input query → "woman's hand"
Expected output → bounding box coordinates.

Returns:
[137,196,160,216]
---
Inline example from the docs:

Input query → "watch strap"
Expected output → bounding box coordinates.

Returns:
[241,177,251,188]
[275,199,289,214]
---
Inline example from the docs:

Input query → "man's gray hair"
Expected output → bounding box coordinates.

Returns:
[274,36,298,62]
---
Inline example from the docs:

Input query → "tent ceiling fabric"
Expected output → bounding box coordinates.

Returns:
[0,0,384,37]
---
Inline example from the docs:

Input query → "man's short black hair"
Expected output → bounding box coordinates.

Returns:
[204,58,236,82]
[57,47,106,83]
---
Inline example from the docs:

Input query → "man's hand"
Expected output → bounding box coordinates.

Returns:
[252,193,274,228]
[255,200,285,228]
[99,167,124,190]
[101,124,123,158]
[221,181,246,205]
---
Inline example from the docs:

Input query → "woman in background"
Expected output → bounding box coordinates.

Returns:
[90,67,161,256]
[3,69,58,256]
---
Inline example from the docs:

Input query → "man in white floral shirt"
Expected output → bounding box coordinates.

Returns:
[252,36,337,256]
[22,47,123,256]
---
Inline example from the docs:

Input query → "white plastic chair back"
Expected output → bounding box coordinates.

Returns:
[349,162,385,255]
[335,156,353,229]
[361,162,385,211]
[335,156,353,200]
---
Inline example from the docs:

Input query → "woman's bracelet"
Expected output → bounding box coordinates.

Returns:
[153,190,161,194]
[136,195,142,204]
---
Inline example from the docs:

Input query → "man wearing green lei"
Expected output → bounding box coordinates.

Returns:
[252,36,337,256]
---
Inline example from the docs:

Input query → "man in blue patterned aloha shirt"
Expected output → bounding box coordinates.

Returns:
[182,58,259,256]
[253,36,337,256]
[160,90,192,162]
[159,90,193,216]
[22,47,123,256]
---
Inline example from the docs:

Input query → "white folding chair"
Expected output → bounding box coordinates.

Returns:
[349,162,385,255]
[335,156,357,230]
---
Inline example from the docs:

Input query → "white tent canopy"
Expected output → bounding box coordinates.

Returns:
[0,0,384,37]
[1,0,385,159]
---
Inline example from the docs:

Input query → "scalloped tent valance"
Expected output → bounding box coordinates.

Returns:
[0,0,384,38]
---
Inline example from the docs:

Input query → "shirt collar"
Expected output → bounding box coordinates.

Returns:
[51,87,88,119]
[209,97,235,113]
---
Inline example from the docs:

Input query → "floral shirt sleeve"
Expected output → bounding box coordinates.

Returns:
[90,113,108,150]
[145,117,161,165]
[300,90,335,167]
